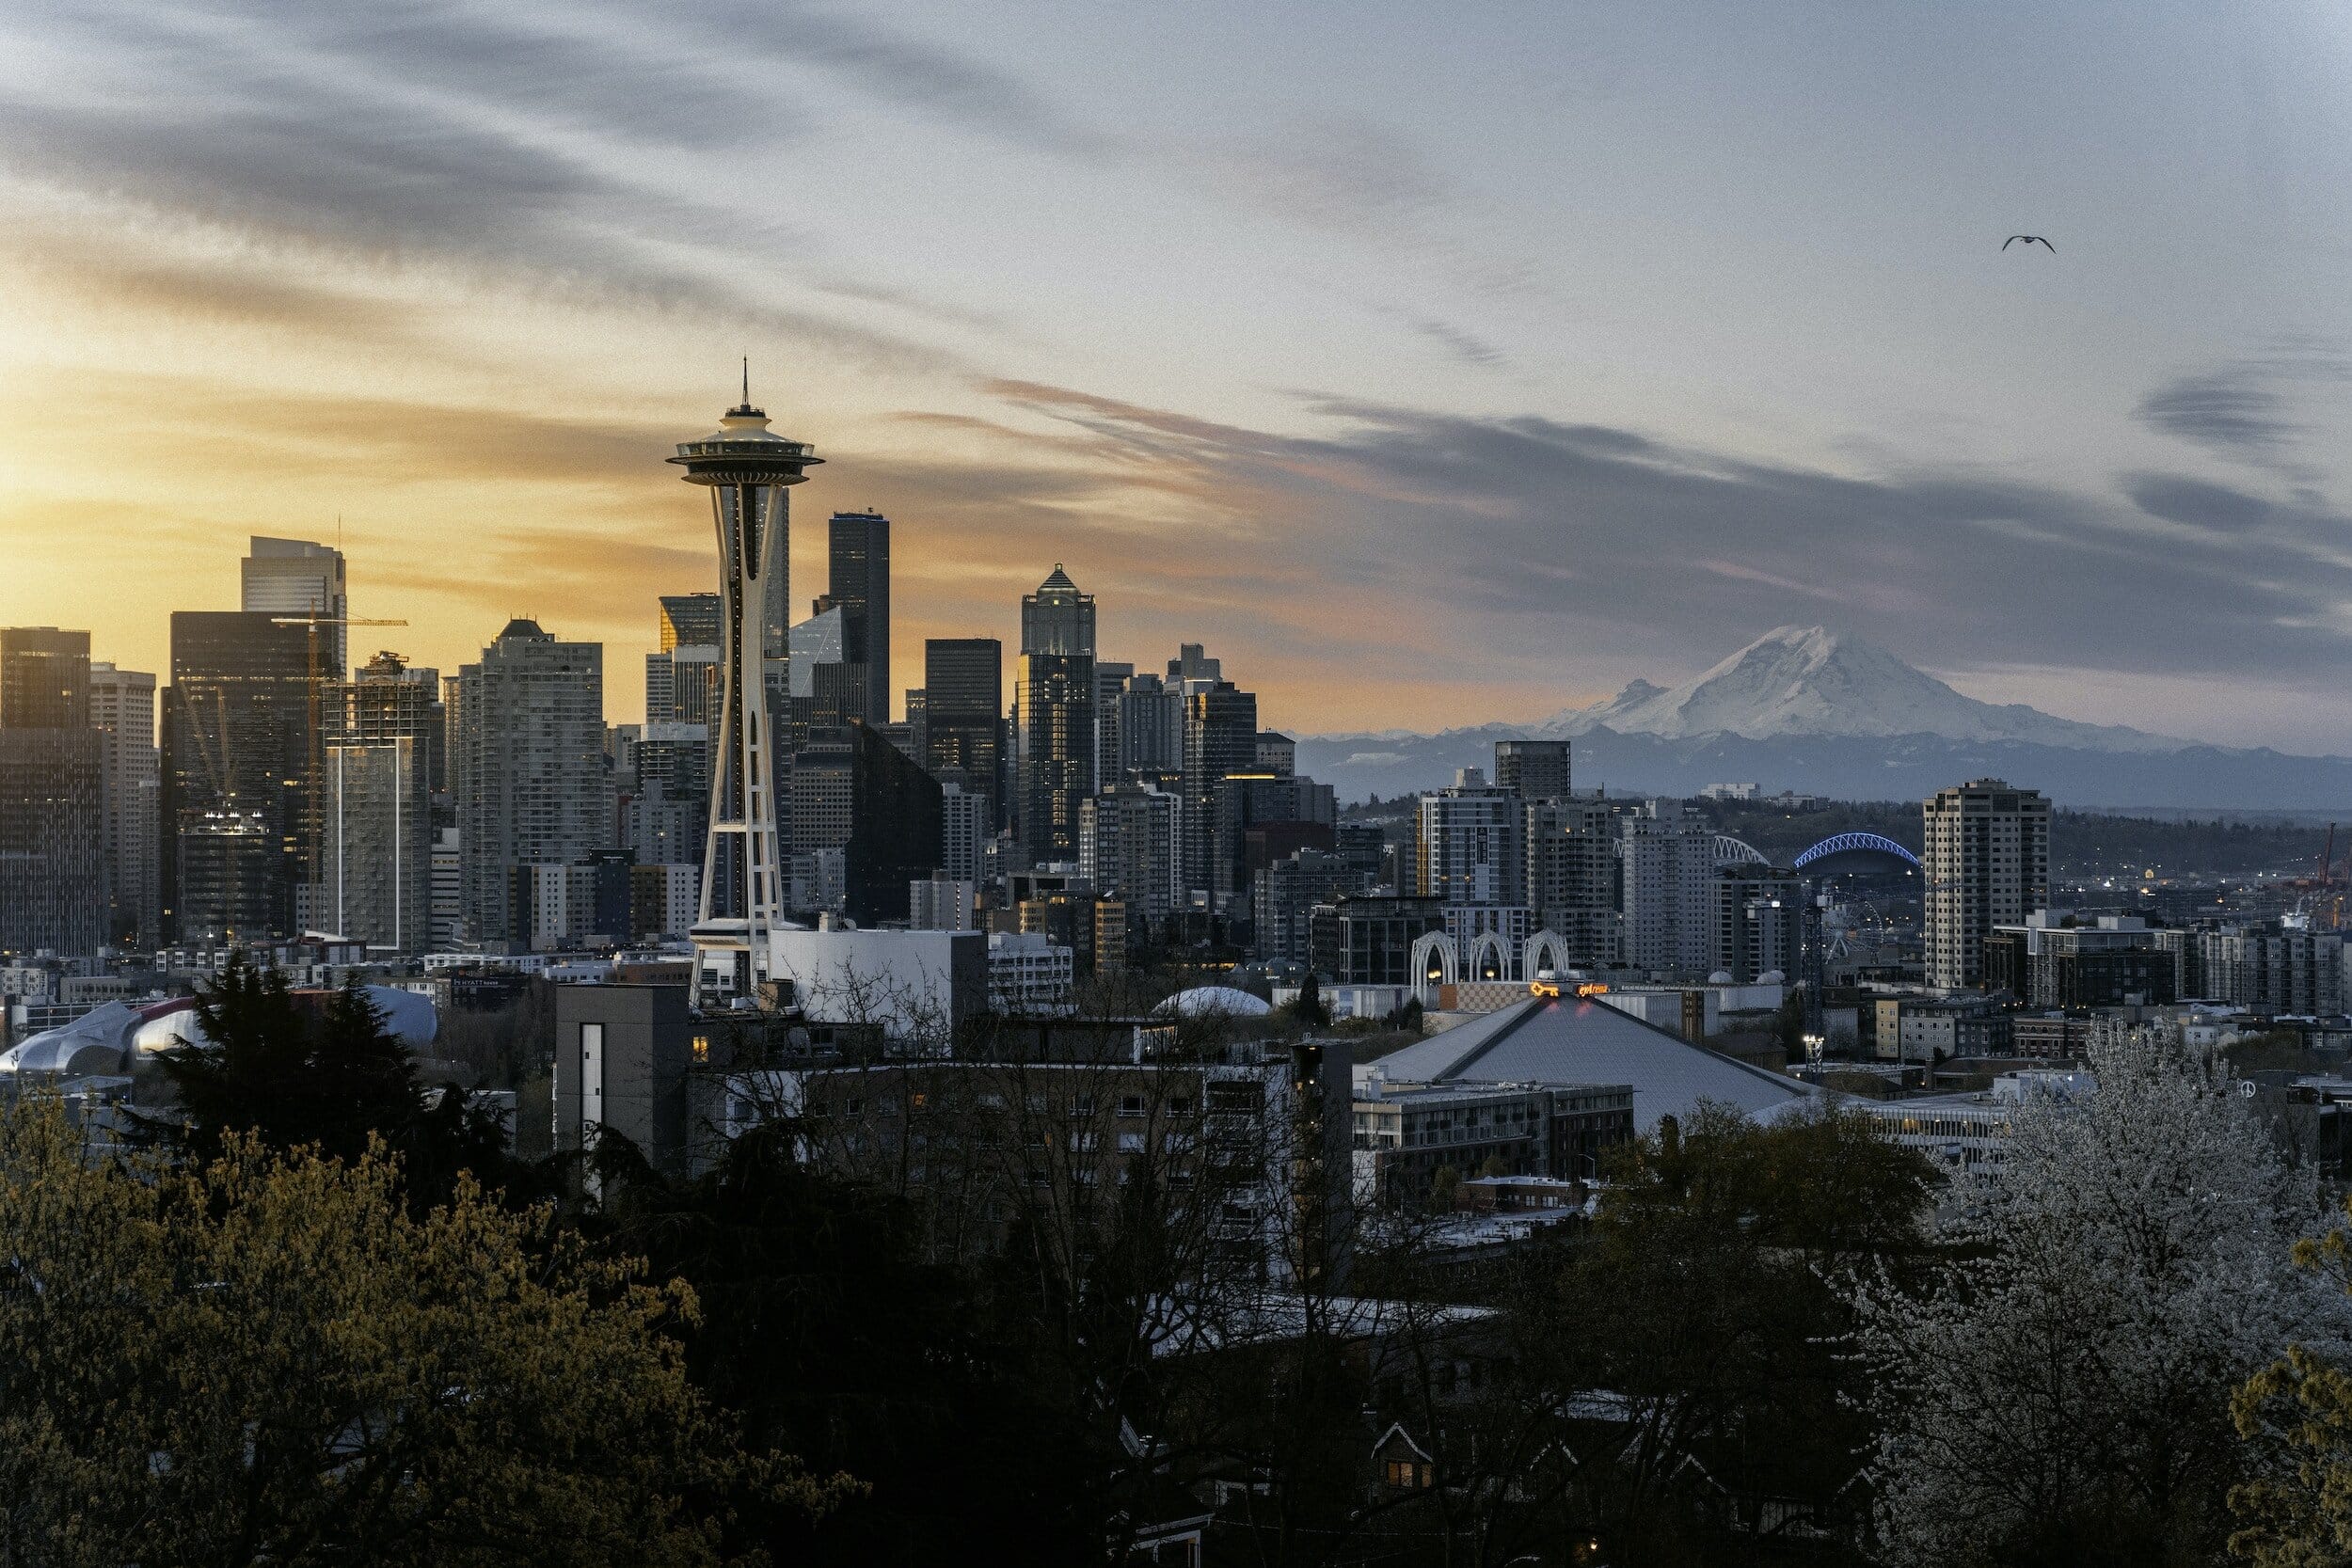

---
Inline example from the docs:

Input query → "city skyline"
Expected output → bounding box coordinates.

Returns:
[6,4,2352,746]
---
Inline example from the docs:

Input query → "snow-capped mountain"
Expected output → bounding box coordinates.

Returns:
[1294,626,2352,807]
[1537,626,2186,754]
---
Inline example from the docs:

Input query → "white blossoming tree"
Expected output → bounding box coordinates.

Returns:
[1847,1022,2343,1568]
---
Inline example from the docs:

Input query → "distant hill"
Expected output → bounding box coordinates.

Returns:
[1297,626,2352,811]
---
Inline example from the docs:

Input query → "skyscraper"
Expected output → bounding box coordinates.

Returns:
[1524,796,1621,967]
[1924,778,2050,993]
[162,612,316,946]
[657,593,722,652]
[1179,673,1256,895]
[1017,565,1097,863]
[1416,768,1524,907]
[88,661,160,945]
[1080,782,1181,920]
[1494,738,1571,800]
[0,628,105,955]
[1117,671,1182,775]
[1618,800,1717,975]
[322,652,437,952]
[453,620,610,944]
[926,637,1004,828]
[669,388,820,1001]
[1092,660,1133,786]
[240,537,349,677]
[827,510,891,724]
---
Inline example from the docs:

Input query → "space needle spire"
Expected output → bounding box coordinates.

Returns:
[669,376,822,1005]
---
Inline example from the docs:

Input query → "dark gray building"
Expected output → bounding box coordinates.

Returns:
[0,628,106,955]
[826,510,892,726]
[1493,738,1571,800]
[554,984,694,1178]
[925,637,1004,830]
[162,612,317,945]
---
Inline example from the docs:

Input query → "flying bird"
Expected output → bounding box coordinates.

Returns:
[2003,235,2055,252]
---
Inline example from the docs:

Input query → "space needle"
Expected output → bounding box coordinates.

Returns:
[669,371,821,1005]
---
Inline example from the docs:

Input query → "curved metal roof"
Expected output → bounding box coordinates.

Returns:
[1792,832,1921,870]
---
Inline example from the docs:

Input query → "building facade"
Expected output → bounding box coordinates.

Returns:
[1924,779,2051,992]
[453,619,610,944]
[239,536,348,676]
[925,637,1005,830]
[87,660,160,946]
[1017,565,1097,863]
[162,611,317,946]
[825,510,892,725]
[0,628,105,956]
[1492,738,1571,800]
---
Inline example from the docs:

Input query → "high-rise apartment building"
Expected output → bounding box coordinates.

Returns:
[1618,800,1715,975]
[1711,863,1804,984]
[1494,738,1571,800]
[1923,778,2050,993]
[87,660,160,945]
[1524,796,1621,968]
[162,612,317,946]
[940,783,988,884]
[240,536,349,677]
[1080,782,1182,920]
[0,629,106,955]
[1017,566,1096,863]
[1255,848,1370,968]
[826,511,891,724]
[1416,768,1524,907]
[453,620,610,944]
[925,638,1004,830]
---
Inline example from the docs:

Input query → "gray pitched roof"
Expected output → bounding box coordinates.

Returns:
[1361,996,1813,1132]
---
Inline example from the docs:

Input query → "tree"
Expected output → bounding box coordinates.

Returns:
[1486,1100,1934,1566]
[0,1096,846,1566]
[1849,1023,2340,1568]
[1291,971,1329,1027]
[2229,1196,2352,1564]
[148,957,512,1206]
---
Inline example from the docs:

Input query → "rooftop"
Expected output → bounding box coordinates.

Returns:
[1361,995,1812,1132]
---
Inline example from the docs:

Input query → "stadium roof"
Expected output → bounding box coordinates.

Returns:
[1360,995,1813,1132]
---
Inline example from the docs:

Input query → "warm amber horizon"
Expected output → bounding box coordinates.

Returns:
[6,4,2352,745]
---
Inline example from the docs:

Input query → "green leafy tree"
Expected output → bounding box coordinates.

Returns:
[0,1097,848,1567]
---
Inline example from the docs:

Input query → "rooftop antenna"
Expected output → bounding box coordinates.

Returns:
[742,356,750,406]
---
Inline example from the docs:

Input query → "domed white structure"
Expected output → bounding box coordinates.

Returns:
[1152,986,1273,1020]
[130,988,437,1058]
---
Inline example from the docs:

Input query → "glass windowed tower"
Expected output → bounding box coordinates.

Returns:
[670,390,821,1005]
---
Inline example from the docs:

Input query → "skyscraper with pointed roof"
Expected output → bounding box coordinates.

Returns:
[1017,564,1096,862]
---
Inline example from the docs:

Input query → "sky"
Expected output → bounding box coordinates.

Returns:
[4,1,2352,749]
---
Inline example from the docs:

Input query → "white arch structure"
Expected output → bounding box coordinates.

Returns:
[1466,930,1513,982]
[1409,932,1459,1004]
[1523,928,1572,979]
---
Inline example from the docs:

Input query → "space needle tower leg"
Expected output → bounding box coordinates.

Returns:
[668,379,822,1008]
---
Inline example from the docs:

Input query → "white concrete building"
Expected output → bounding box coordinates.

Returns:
[987,929,1075,1015]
